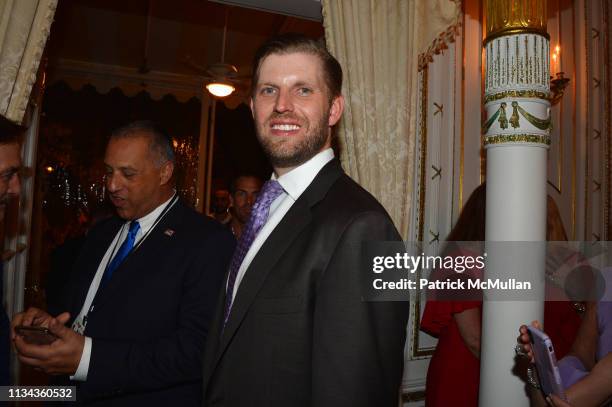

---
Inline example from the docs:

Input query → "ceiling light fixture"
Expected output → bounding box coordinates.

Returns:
[205,8,236,98]
[206,82,235,98]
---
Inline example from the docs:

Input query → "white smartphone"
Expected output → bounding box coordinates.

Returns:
[527,326,568,401]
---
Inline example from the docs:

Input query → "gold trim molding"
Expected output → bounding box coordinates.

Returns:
[413,67,436,359]
[484,89,550,103]
[484,133,551,145]
[484,27,550,45]
[485,0,548,43]
[418,22,462,72]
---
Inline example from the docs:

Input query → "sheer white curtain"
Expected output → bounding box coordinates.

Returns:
[322,0,459,237]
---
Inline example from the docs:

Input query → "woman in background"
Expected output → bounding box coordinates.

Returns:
[421,186,582,406]
[421,184,486,407]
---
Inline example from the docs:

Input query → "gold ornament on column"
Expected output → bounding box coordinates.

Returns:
[485,0,548,43]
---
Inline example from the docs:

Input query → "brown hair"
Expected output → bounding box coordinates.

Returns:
[546,195,568,241]
[446,183,487,242]
[251,33,343,101]
[445,184,568,242]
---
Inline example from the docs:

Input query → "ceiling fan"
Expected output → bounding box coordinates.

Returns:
[185,7,250,98]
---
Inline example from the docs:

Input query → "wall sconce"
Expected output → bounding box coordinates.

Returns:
[550,45,570,105]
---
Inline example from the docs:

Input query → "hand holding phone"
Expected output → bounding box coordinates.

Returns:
[527,326,567,401]
[14,325,58,345]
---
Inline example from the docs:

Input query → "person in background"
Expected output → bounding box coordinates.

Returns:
[0,122,23,386]
[227,175,262,239]
[421,185,583,406]
[543,195,583,359]
[210,188,231,224]
[517,298,612,407]
[12,120,235,405]
[421,183,486,407]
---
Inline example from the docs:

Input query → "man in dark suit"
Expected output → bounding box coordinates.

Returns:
[12,121,235,405]
[202,34,409,407]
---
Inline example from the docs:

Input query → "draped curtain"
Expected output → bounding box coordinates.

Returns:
[322,0,460,238]
[0,0,57,124]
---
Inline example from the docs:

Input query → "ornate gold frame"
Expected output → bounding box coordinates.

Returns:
[411,65,437,359]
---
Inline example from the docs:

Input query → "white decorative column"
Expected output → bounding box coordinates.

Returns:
[479,1,550,405]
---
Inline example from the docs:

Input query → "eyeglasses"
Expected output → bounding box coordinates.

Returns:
[0,167,22,183]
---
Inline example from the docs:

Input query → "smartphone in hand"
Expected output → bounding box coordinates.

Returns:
[15,325,58,345]
[527,326,567,401]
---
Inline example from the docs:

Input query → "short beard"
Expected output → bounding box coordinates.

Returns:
[257,113,329,170]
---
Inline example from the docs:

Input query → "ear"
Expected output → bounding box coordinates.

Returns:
[229,194,235,207]
[328,95,344,127]
[250,97,255,118]
[159,161,174,185]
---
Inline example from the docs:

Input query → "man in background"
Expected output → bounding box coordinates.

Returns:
[0,120,23,386]
[209,188,231,224]
[13,120,234,405]
[227,175,262,239]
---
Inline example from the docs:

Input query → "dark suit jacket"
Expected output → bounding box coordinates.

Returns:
[59,200,235,406]
[202,160,409,407]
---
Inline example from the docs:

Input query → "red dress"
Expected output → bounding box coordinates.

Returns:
[421,299,481,407]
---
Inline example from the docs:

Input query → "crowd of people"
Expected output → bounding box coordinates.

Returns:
[0,32,609,406]
[3,34,408,406]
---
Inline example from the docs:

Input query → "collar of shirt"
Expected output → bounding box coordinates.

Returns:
[273,148,334,201]
[132,191,177,241]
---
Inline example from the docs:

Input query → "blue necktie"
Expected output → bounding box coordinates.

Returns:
[102,221,140,287]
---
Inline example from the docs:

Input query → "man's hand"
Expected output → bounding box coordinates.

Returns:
[11,307,55,338]
[13,311,84,375]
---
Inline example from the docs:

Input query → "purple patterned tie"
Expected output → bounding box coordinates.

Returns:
[223,179,285,325]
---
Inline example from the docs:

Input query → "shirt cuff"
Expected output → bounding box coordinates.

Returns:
[69,336,92,381]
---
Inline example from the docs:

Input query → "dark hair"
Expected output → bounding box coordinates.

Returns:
[446,183,487,242]
[251,33,343,101]
[229,174,263,194]
[111,120,175,165]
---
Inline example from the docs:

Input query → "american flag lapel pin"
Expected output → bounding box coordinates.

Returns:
[164,229,175,237]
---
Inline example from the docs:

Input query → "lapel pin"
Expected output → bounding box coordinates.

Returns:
[164,229,175,237]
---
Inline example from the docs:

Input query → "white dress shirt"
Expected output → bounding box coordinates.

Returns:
[71,193,177,381]
[229,148,334,303]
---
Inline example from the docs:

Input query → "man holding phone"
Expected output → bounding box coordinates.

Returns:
[12,121,235,405]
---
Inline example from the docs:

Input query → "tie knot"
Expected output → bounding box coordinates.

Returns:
[255,180,284,208]
[128,220,140,236]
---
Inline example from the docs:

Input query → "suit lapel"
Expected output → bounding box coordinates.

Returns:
[210,159,344,372]
[91,201,184,310]
[70,218,123,316]
[219,199,312,344]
